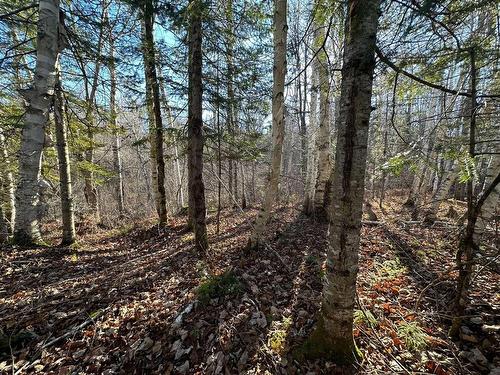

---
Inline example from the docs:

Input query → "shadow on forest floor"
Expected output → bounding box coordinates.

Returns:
[0,203,498,374]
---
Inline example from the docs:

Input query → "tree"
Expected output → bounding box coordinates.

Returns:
[248,0,287,249]
[303,70,318,214]
[13,0,64,244]
[142,0,168,225]
[108,22,125,217]
[312,0,331,220]
[0,129,15,241]
[54,60,76,245]
[187,0,208,251]
[302,0,381,363]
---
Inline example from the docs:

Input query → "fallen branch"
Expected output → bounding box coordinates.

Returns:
[14,308,110,375]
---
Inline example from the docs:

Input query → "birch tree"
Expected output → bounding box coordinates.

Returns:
[303,0,381,363]
[248,0,287,249]
[312,1,331,220]
[13,0,63,244]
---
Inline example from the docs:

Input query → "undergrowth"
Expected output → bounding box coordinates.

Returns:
[397,321,427,351]
[196,271,241,304]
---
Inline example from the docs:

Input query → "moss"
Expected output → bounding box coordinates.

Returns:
[293,317,362,365]
[196,271,241,305]
[268,316,293,354]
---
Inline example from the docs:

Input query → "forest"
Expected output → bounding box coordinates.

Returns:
[0,0,499,373]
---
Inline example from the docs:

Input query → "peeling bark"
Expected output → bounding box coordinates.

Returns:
[14,0,62,244]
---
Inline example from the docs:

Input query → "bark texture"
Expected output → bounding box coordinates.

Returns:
[303,70,318,214]
[0,130,15,239]
[187,0,208,251]
[248,0,287,249]
[109,32,125,216]
[312,7,332,219]
[54,62,76,245]
[305,0,381,363]
[142,3,168,225]
[14,0,62,244]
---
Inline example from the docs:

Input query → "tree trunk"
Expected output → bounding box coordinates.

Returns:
[248,0,287,249]
[142,2,168,225]
[109,31,125,217]
[241,163,247,209]
[297,41,308,181]
[424,161,458,224]
[449,49,492,338]
[0,130,15,237]
[379,94,390,208]
[304,0,381,363]
[303,70,318,214]
[187,0,208,251]
[312,10,332,220]
[14,0,62,244]
[81,5,106,222]
[54,62,76,245]
[226,0,235,205]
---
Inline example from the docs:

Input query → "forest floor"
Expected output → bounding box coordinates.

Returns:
[0,194,499,374]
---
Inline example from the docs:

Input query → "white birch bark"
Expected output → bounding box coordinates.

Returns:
[14,0,62,244]
[424,160,458,223]
[248,0,287,249]
[312,10,331,219]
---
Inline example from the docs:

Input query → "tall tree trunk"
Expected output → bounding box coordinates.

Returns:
[312,6,332,220]
[216,74,222,233]
[241,163,247,209]
[248,0,287,249]
[0,130,15,237]
[449,48,484,337]
[158,59,184,210]
[14,0,62,244]
[298,43,308,181]
[304,0,381,363]
[109,31,125,217]
[226,0,235,205]
[82,4,107,222]
[187,0,208,251]
[304,70,318,214]
[54,62,76,245]
[142,1,168,225]
[379,94,390,208]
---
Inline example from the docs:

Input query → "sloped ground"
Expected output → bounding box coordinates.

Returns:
[0,200,498,374]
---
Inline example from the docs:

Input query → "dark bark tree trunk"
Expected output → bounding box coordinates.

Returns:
[142,0,168,225]
[187,0,208,251]
[303,0,381,364]
[109,29,125,217]
[54,62,76,245]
